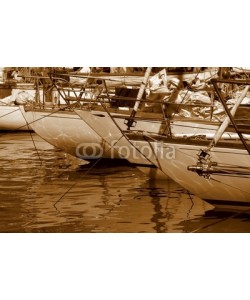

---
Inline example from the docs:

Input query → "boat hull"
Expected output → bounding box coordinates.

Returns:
[0,105,30,131]
[75,109,168,178]
[129,137,250,204]
[74,109,232,179]
[19,107,122,159]
[20,107,189,161]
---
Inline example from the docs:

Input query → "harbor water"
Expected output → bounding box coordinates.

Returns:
[0,132,250,233]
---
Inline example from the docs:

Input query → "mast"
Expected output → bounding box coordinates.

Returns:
[208,85,249,149]
[125,67,152,129]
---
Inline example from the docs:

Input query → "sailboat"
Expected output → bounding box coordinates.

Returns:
[73,67,250,206]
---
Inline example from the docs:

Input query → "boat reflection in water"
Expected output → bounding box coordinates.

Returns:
[20,159,215,233]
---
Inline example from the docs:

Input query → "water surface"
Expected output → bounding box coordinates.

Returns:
[0,132,250,232]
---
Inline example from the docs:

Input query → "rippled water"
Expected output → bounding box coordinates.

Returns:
[0,132,250,232]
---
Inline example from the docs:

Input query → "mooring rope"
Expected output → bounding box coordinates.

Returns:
[190,205,250,233]
[52,133,125,209]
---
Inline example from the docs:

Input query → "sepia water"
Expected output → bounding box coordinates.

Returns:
[0,132,250,233]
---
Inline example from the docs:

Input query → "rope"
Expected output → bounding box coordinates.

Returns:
[53,134,125,209]
[0,107,23,135]
[171,68,203,118]
[0,102,75,135]
[209,176,250,196]
[97,83,157,167]
[22,110,43,166]
[190,205,250,233]
[0,107,20,119]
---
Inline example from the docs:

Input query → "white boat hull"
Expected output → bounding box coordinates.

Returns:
[19,107,122,159]
[129,137,250,204]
